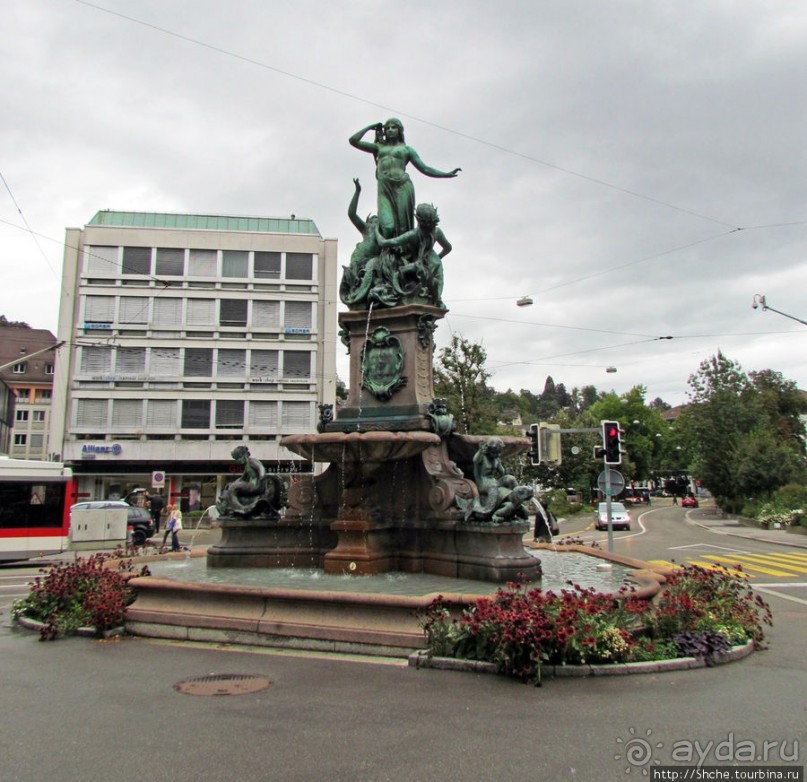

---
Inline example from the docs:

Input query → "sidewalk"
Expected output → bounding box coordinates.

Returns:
[688,505,807,549]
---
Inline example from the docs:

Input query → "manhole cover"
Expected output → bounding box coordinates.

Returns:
[174,674,272,696]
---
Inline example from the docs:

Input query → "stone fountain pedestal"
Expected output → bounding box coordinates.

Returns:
[208,304,540,583]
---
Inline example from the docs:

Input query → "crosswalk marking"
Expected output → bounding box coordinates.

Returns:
[646,559,681,570]
[646,558,750,577]
[717,553,807,574]
[700,555,794,577]
[648,550,807,580]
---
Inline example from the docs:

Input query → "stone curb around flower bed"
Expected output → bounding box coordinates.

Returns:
[14,615,124,639]
[407,640,754,678]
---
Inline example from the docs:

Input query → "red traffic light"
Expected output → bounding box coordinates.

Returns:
[601,420,623,465]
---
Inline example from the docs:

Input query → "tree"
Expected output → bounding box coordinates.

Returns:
[433,334,497,434]
[335,377,348,401]
[0,315,31,328]
[679,352,807,512]
[588,386,666,481]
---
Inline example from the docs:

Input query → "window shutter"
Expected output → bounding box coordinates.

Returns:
[155,248,185,276]
[147,400,177,428]
[248,401,279,427]
[152,298,182,327]
[76,398,108,427]
[186,298,215,326]
[281,401,311,428]
[249,350,279,379]
[252,301,280,329]
[215,400,244,428]
[217,349,246,378]
[149,348,180,376]
[112,400,143,428]
[188,249,217,276]
[119,297,149,324]
[283,351,311,379]
[116,347,146,374]
[79,347,112,374]
[222,251,248,278]
[184,348,213,377]
[285,253,313,280]
[284,301,312,330]
[84,296,115,323]
[84,245,118,276]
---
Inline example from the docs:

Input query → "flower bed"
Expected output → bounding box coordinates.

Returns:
[417,564,771,685]
[13,553,151,641]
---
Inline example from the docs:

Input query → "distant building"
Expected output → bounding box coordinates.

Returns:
[50,210,337,510]
[0,378,14,455]
[0,326,58,460]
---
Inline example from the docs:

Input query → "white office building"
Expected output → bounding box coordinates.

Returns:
[50,210,337,511]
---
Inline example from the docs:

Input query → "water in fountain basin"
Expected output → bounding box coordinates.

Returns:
[149,549,631,596]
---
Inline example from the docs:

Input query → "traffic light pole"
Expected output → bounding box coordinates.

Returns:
[603,459,614,553]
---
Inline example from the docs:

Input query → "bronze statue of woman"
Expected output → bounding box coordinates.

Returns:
[349,118,461,239]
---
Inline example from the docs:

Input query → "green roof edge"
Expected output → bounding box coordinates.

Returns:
[87,210,321,237]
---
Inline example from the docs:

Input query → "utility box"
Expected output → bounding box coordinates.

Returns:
[69,507,128,549]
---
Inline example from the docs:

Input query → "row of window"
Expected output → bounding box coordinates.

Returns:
[82,295,314,331]
[73,398,312,430]
[11,362,54,374]
[85,246,316,281]
[13,389,52,402]
[14,433,45,447]
[78,346,314,380]
[16,409,47,422]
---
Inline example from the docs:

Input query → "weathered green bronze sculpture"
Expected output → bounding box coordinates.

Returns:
[455,439,534,522]
[216,445,284,518]
[349,119,460,239]
[341,120,460,311]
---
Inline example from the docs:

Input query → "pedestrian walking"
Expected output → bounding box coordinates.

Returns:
[148,492,164,533]
[162,504,183,551]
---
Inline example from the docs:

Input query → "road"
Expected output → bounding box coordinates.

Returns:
[557,498,807,608]
[0,503,804,781]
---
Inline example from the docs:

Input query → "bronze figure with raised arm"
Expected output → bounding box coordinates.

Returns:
[349,118,461,239]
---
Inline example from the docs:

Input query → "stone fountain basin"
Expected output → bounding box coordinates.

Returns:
[281,430,441,463]
[124,547,666,658]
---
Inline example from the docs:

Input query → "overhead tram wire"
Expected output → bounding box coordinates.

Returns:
[449,227,742,304]
[76,0,739,232]
[446,312,660,339]
[0,171,72,301]
[488,337,670,372]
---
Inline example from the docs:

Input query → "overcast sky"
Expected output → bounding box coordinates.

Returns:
[4,1,807,406]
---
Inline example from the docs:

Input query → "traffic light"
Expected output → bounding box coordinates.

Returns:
[601,420,623,465]
[538,423,562,465]
[527,423,539,466]
[527,423,562,465]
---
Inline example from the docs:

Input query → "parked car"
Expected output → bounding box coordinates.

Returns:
[681,495,699,508]
[594,501,631,531]
[70,500,156,545]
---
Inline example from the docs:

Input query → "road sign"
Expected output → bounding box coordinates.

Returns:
[152,471,165,489]
[597,469,625,496]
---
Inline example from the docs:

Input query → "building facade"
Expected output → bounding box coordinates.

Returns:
[0,326,58,460]
[50,210,337,511]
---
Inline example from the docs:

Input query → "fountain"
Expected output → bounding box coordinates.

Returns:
[207,118,538,583]
[125,119,664,655]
